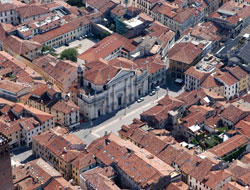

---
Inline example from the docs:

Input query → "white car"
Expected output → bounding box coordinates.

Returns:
[155,86,160,91]
[149,90,156,96]
[137,97,144,103]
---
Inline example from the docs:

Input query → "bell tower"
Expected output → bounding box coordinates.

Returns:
[0,133,13,190]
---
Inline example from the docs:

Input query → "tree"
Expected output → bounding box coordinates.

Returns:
[60,48,78,62]
[67,0,84,7]
[42,46,57,57]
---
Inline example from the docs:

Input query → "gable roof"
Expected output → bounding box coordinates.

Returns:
[209,135,248,158]
[169,42,203,64]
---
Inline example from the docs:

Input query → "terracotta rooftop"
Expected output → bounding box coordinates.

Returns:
[222,182,248,190]
[209,135,248,158]
[204,170,232,189]
[4,35,41,56]
[227,66,248,80]
[185,66,209,81]
[214,71,239,86]
[80,166,120,190]
[201,75,223,89]
[169,42,203,64]
[17,4,50,19]
[51,100,79,114]
[165,181,189,190]
[235,120,250,139]
[0,80,29,94]
[221,105,246,124]
[31,16,90,44]
[78,34,124,63]
[13,158,75,190]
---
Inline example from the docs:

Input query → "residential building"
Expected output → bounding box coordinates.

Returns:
[166,181,189,190]
[214,71,239,100]
[220,104,250,127]
[236,120,250,139]
[0,80,30,101]
[118,121,175,155]
[188,166,231,190]
[169,42,203,80]
[16,4,50,23]
[208,1,250,37]
[77,33,136,64]
[32,55,78,92]
[72,153,96,185]
[201,75,225,98]
[185,55,223,91]
[0,102,54,147]
[0,51,42,87]
[80,166,120,190]
[143,21,176,57]
[131,0,159,15]
[0,132,13,190]
[32,128,86,180]
[209,135,249,160]
[13,158,76,190]
[85,0,117,16]
[140,90,210,129]
[134,54,167,90]
[77,58,148,120]
[150,2,203,35]
[88,133,180,190]
[31,16,91,48]
[226,66,249,96]
[0,24,42,61]
[0,3,19,25]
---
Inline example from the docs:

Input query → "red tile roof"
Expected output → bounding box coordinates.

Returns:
[227,66,248,80]
[209,135,248,158]
[185,66,209,81]
[235,120,250,139]
[78,34,124,63]
[201,75,223,89]
[169,42,203,64]
[17,5,50,19]
[31,16,90,44]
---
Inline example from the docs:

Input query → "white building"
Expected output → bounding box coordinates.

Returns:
[31,16,91,48]
[214,72,239,100]
[0,3,19,25]
[185,56,218,91]
[77,59,148,120]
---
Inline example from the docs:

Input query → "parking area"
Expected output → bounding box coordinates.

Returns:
[55,38,97,55]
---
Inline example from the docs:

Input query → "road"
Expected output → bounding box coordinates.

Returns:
[73,77,184,144]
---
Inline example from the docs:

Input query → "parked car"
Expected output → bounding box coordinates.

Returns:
[65,43,69,47]
[149,90,156,96]
[155,86,160,91]
[79,37,83,40]
[137,97,144,103]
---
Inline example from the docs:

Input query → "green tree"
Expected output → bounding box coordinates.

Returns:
[67,0,84,7]
[42,46,56,56]
[60,48,78,62]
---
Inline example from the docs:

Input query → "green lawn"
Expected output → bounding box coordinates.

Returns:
[217,126,229,133]
[204,136,221,149]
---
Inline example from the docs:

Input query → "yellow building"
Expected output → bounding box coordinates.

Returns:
[227,66,249,96]
[169,42,203,80]
[71,153,96,185]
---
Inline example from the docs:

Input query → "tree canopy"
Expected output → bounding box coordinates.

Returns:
[60,48,78,62]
